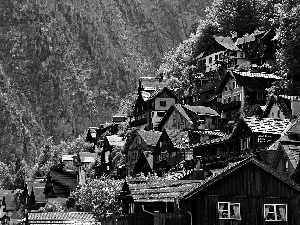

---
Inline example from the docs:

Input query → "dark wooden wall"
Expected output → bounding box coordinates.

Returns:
[180,162,300,225]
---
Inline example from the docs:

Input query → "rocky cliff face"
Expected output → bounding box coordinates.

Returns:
[0,0,212,163]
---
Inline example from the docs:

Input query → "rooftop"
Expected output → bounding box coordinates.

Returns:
[234,71,282,80]
[138,130,162,147]
[27,212,97,223]
[106,135,125,147]
[214,36,241,51]
[243,117,290,135]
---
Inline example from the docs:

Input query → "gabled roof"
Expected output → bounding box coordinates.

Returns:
[213,35,241,51]
[106,135,125,147]
[138,130,162,147]
[235,30,265,46]
[27,212,97,223]
[158,104,219,130]
[242,117,290,135]
[145,86,177,102]
[182,157,300,199]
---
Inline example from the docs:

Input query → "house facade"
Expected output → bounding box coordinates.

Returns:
[125,130,161,176]
[180,157,300,225]
[218,70,282,120]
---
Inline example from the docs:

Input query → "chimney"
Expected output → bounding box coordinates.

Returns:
[291,98,300,118]
[191,156,205,180]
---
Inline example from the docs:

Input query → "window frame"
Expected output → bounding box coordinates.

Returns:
[264,204,287,221]
[218,202,241,220]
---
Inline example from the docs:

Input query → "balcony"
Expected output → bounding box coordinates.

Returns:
[219,101,241,111]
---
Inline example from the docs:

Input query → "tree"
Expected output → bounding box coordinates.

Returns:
[38,201,65,212]
[71,178,122,217]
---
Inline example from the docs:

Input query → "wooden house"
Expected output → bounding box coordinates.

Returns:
[218,70,282,120]
[157,104,220,131]
[132,78,175,129]
[179,157,300,225]
[263,95,300,120]
[125,130,161,176]
[153,129,225,176]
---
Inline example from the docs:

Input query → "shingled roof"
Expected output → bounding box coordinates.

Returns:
[106,135,125,147]
[242,117,290,135]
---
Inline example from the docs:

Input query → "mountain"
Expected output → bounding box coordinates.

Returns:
[0,0,212,163]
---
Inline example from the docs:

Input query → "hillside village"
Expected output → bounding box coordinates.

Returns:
[2,25,300,225]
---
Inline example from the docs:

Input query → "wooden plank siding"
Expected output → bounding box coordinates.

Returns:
[180,162,300,225]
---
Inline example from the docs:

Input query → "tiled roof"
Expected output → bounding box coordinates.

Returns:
[190,130,226,137]
[138,130,162,147]
[146,87,176,102]
[164,169,194,180]
[214,36,241,51]
[166,130,190,149]
[139,77,167,90]
[182,157,300,199]
[106,135,125,147]
[281,144,300,169]
[174,104,193,124]
[243,117,290,135]
[79,152,98,161]
[234,71,282,80]
[0,190,15,211]
[183,105,219,117]
[27,212,96,222]
[235,30,265,46]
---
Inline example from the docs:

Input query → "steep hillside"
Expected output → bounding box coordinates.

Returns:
[0,0,212,163]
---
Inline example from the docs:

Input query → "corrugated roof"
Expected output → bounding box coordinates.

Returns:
[138,130,162,147]
[243,117,290,135]
[106,135,125,147]
[27,212,96,222]
[214,36,241,51]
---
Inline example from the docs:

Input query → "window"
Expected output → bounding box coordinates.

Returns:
[219,53,223,59]
[264,204,287,221]
[218,202,241,220]
[257,93,265,100]
[223,98,227,104]
[157,111,165,117]
[228,97,231,103]
[277,110,280,118]
[212,117,218,124]
[240,52,244,58]
[160,101,166,107]
[224,86,228,92]
[232,81,236,89]
[173,115,177,127]
[238,94,241,101]
[283,159,289,173]
[215,54,218,61]
[209,57,212,64]
[233,95,237,102]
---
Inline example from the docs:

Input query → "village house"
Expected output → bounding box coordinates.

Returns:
[179,157,300,225]
[122,157,300,225]
[125,130,161,176]
[218,70,282,120]
[235,29,277,66]
[191,117,290,163]
[153,129,225,176]
[99,135,125,175]
[196,34,247,73]
[263,95,300,120]
[132,84,177,129]
[157,104,220,131]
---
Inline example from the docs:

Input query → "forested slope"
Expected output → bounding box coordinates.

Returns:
[0,0,212,163]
